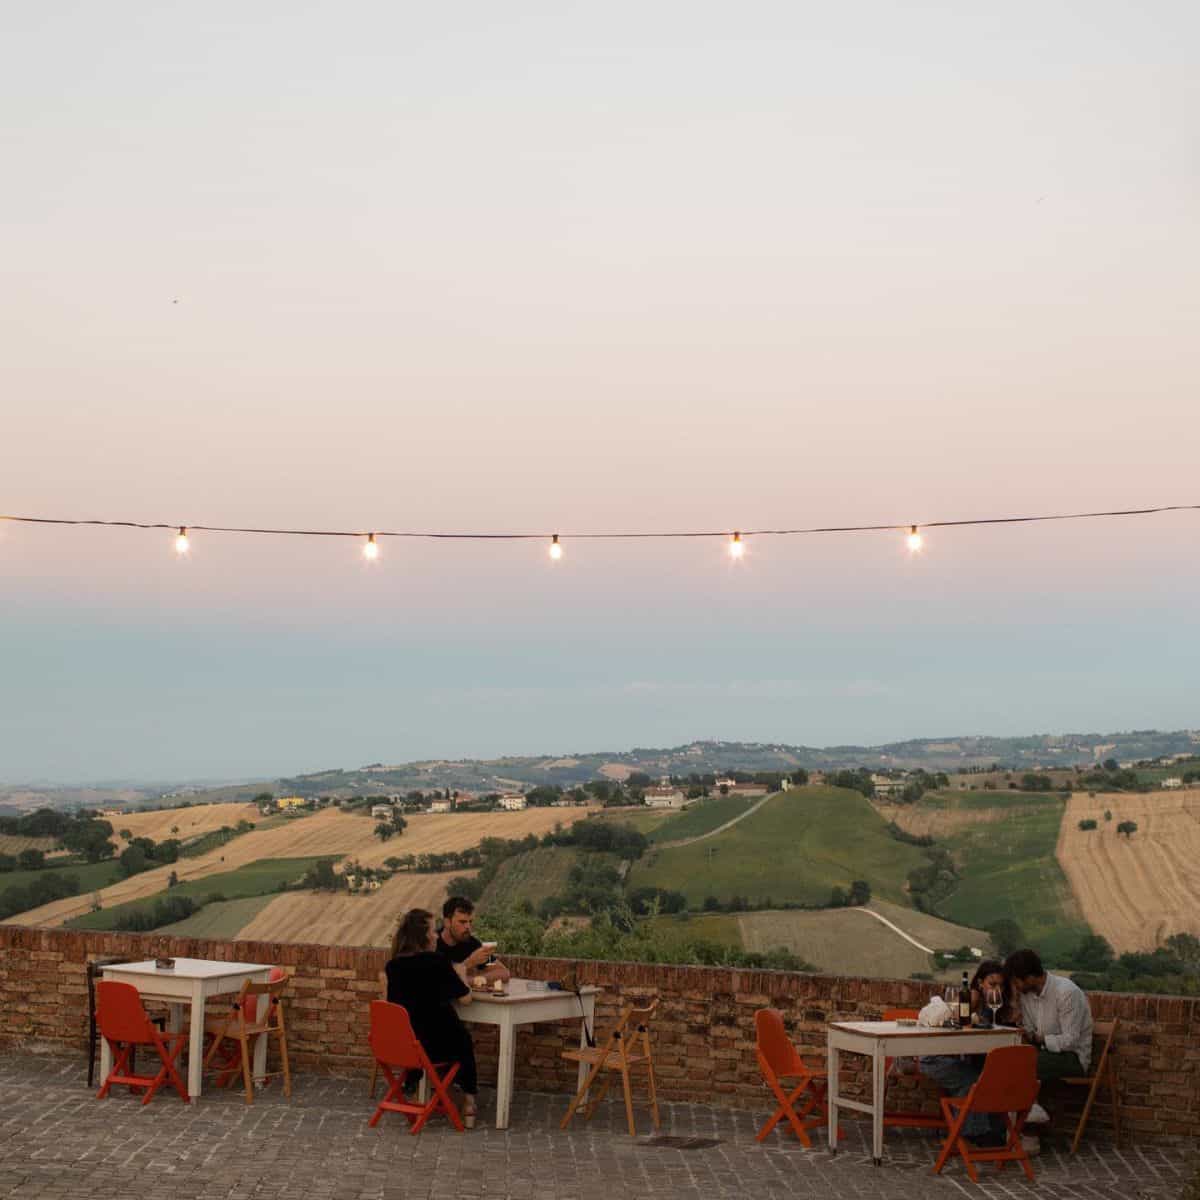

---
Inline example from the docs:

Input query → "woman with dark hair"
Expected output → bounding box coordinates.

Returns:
[969,959,1017,1026]
[916,960,1017,1147]
[385,907,479,1127]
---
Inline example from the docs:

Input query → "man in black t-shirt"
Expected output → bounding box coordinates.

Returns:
[438,896,511,983]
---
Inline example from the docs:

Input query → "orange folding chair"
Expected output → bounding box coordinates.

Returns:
[95,980,190,1106]
[882,1007,947,1131]
[1064,1018,1121,1153]
[754,1008,835,1148]
[933,1044,1038,1183]
[202,968,291,1104]
[367,1000,463,1134]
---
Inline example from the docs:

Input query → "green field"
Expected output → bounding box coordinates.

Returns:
[593,808,675,836]
[480,846,581,910]
[0,858,122,896]
[645,912,743,949]
[627,787,929,908]
[67,857,328,931]
[647,794,759,843]
[928,792,1091,960]
[155,894,278,939]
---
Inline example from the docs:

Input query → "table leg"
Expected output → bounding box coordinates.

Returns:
[99,1031,112,1087]
[827,1032,839,1154]
[872,1042,885,1166]
[187,984,205,1100]
[495,1016,515,1130]
[576,1001,594,1095]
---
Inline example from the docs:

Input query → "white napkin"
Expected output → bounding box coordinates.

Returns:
[918,996,954,1028]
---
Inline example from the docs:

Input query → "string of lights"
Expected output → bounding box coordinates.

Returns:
[2,503,1197,561]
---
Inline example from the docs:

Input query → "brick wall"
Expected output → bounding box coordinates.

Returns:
[1,923,1195,1142]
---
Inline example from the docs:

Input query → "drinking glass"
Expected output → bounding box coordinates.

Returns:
[943,984,959,1026]
[984,985,1004,1026]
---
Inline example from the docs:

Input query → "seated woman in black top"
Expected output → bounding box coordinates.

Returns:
[385,907,478,1126]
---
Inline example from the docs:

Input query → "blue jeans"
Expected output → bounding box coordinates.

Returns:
[919,1055,990,1138]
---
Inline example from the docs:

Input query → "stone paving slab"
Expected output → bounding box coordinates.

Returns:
[0,1053,1191,1200]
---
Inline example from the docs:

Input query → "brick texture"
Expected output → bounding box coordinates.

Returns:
[1,923,1194,1143]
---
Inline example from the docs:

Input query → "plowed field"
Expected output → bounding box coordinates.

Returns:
[11,804,595,928]
[1057,790,1200,953]
[236,870,468,947]
[113,803,262,843]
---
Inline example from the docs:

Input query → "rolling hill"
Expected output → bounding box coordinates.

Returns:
[626,786,929,908]
[1057,789,1200,953]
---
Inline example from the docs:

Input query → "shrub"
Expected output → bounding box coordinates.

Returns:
[1078,818,1098,831]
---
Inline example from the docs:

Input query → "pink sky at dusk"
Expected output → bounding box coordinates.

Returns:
[2,2,1198,779]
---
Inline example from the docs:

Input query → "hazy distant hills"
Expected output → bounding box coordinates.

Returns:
[5,728,1197,811]
[274,728,1200,798]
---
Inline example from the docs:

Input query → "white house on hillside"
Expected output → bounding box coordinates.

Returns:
[429,800,452,813]
[499,793,527,811]
[1162,777,1184,790]
[370,804,394,820]
[644,785,687,809]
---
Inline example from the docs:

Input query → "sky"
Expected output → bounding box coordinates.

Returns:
[2,2,1198,782]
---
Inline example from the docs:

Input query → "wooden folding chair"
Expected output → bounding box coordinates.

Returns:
[561,998,660,1136]
[95,980,190,1106]
[1063,1018,1121,1153]
[933,1044,1038,1183]
[367,1000,463,1134]
[753,1008,835,1148]
[202,973,291,1104]
[882,1006,948,1131]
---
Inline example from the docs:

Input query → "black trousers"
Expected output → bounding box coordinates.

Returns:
[410,1019,477,1095]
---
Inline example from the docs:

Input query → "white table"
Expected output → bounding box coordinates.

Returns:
[827,1020,1023,1164]
[443,980,599,1129]
[98,958,274,1100]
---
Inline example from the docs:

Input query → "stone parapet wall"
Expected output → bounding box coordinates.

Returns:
[1,924,1195,1141]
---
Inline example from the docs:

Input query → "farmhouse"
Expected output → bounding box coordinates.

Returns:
[644,785,688,809]
[428,800,452,813]
[370,804,394,820]
[729,782,768,798]
[275,795,307,810]
[498,793,527,811]
[1162,777,1184,790]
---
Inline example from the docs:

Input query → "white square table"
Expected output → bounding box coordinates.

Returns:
[97,958,274,1100]
[827,1020,1024,1164]
[421,980,599,1129]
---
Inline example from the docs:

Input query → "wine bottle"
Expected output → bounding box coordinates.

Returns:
[958,970,972,1027]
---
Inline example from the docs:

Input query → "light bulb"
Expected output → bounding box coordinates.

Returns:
[729,532,745,560]
[549,534,563,560]
[363,533,379,561]
[175,527,189,555]
[907,525,923,553]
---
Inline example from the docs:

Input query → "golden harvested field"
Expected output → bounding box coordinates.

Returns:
[12,803,596,929]
[112,803,262,843]
[236,870,468,947]
[1057,790,1200,953]
[876,797,1026,839]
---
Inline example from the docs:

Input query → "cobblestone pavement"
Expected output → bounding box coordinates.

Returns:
[0,1054,1191,1200]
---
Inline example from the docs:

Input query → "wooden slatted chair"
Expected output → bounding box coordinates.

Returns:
[753,1007,835,1148]
[932,1044,1039,1183]
[561,998,660,1136]
[881,1007,948,1131]
[202,974,291,1104]
[1063,1018,1121,1153]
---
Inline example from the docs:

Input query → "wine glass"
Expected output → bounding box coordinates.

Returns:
[984,985,1004,1026]
[943,984,959,1026]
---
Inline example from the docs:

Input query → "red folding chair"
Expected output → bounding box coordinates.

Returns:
[933,1044,1039,1183]
[367,1000,464,1134]
[95,980,190,1106]
[754,1008,836,1148]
